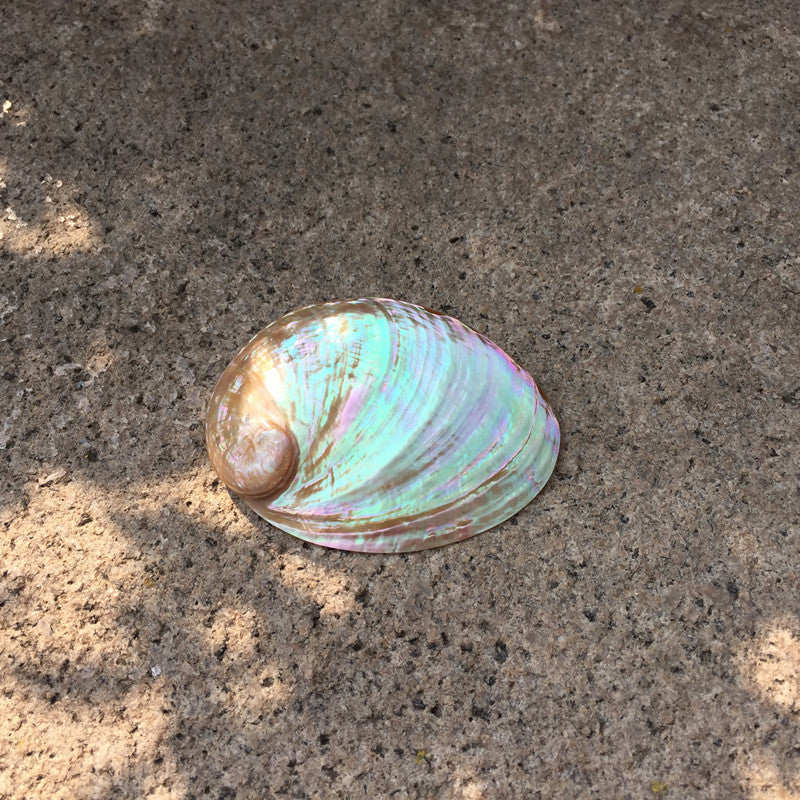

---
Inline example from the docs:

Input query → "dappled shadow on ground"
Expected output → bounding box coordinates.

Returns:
[3,468,800,798]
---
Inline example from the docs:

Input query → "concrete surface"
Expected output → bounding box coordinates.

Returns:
[1,1,799,798]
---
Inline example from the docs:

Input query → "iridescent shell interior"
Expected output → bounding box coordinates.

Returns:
[205,299,560,553]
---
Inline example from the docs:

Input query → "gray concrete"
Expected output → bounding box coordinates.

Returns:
[1,1,799,798]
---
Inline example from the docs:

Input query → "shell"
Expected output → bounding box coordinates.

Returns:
[205,299,559,553]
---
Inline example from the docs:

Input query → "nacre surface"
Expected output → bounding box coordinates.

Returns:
[206,299,559,552]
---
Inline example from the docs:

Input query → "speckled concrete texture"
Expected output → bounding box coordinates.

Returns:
[1,1,799,798]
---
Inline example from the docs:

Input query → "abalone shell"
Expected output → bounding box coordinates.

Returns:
[206,299,559,552]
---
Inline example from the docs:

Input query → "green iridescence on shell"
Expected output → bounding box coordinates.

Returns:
[206,299,560,553]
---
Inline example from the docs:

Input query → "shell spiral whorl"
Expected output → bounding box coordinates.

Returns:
[206,359,299,500]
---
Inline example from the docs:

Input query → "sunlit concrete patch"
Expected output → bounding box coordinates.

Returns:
[277,551,357,619]
[0,475,186,798]
[740,756,800,800]
[0,670,185,800]
[0,98,30,126]
[0,171,100,257]
[0,474,184,797]
[124,471,359,623]
[24,468,358,621]
[458,776,489,800]
[0,461,357,798]
[1,478,140,662]
[745,619,800,714]
[736,617,800,800]
[201,607,260,659]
